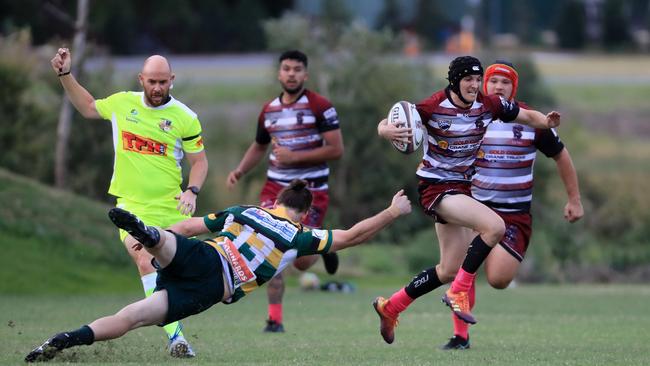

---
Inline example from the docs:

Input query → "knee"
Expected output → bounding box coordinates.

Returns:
[293,256,317,271]
[435,264,456,284]
[486,272,512,289]
[482,216,505,245]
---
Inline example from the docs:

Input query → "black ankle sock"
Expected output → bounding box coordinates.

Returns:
[58,325,95,348]
[461,235,493,274]
[404,267,443,299]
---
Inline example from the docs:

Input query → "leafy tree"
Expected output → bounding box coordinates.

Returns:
[0,30,57,183]
[376,0,403,33]
[601,0,632,50]
[412,0,450,49]
[555,0,587,49]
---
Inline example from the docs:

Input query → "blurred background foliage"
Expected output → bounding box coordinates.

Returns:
[1,1,649,285]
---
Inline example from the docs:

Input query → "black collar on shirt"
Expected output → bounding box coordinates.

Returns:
[279,89,307,106]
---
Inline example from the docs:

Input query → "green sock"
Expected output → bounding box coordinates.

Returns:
[142,273,184,340]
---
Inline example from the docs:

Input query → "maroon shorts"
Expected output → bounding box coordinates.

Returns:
[417,180,471,224]
[495,210,533,262]
[259,180,329,228]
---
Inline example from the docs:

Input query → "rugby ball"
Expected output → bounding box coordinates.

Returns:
[299,272,320,291]
[387,101,424,154]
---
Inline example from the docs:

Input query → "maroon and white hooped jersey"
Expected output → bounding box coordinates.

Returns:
[256,89,339,190]
[472,104,564,213]
[415,89,519,182]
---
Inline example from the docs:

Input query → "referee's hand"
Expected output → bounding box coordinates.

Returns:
[176,190,197,216]
[51,47,72,75]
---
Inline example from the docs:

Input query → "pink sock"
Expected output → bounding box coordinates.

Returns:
[451,277,476,339]
[451,311,469,338]
[450,268,476,293]
[469,279,476,309]
[268,303,283,323]
[384,288,414,319]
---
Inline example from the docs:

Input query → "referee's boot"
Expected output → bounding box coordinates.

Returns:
[108,208,160,247]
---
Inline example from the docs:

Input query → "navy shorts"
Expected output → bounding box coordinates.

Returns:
[154,233,225,325]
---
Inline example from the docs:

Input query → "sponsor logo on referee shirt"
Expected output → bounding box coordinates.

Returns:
[122,131,167,156]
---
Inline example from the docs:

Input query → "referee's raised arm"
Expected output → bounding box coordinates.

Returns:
[50,47,100,119]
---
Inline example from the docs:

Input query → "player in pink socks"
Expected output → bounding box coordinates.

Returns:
[441,60,583,350]
[374,56,561,345]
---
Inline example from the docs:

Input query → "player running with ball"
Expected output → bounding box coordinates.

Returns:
[439,60,583,350]
[373,56,560,344]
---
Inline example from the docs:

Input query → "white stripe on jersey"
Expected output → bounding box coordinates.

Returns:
[272,115,317,126]
[484,130,536,140]
[474,173,534,184]
[110,112,119,186]
[473,192,533,203]
[277,248,298,273]
[266,166,330,180]
[173,139,183,169]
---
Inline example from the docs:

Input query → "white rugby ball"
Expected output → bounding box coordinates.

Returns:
[386,101,424,154]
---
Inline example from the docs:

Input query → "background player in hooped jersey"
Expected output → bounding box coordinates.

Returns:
[440,60,584,350]
[226,50,344,332]
[50,48,208,357]
[25,180,412,363]
[372,56,561,344]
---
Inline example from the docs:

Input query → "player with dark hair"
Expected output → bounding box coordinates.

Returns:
[373,56,561,344]
[440,60,583,350]
[226,50,344,332]
[25,180,411,362]
[50,48,207,357]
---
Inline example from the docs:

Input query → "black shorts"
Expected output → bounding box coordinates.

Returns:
[154,233,225,325]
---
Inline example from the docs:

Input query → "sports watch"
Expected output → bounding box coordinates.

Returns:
[186,186,200,196]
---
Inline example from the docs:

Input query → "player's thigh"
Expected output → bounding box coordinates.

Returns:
[435,222,474,282]
[118,290,169,328]
[123,236,156,273]
[484,245,520,289]
[436,194,504,237]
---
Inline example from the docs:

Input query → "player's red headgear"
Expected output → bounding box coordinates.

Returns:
[483,60,519,101]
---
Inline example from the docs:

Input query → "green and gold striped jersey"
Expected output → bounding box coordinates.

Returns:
[203,205,332,303]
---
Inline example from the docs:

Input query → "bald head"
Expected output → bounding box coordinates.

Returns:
[142,55,172,75]
[139,55,175,107]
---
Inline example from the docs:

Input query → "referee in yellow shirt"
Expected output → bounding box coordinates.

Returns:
[51,48,208,358]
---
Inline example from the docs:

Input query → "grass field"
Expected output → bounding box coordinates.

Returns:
[3,285,649,365]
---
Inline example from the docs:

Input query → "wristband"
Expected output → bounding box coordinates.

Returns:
[58,71,71,77]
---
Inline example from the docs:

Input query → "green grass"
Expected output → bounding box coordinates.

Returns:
[552,84,650,112]
[0,168,140,294]
[2,285,649,365]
